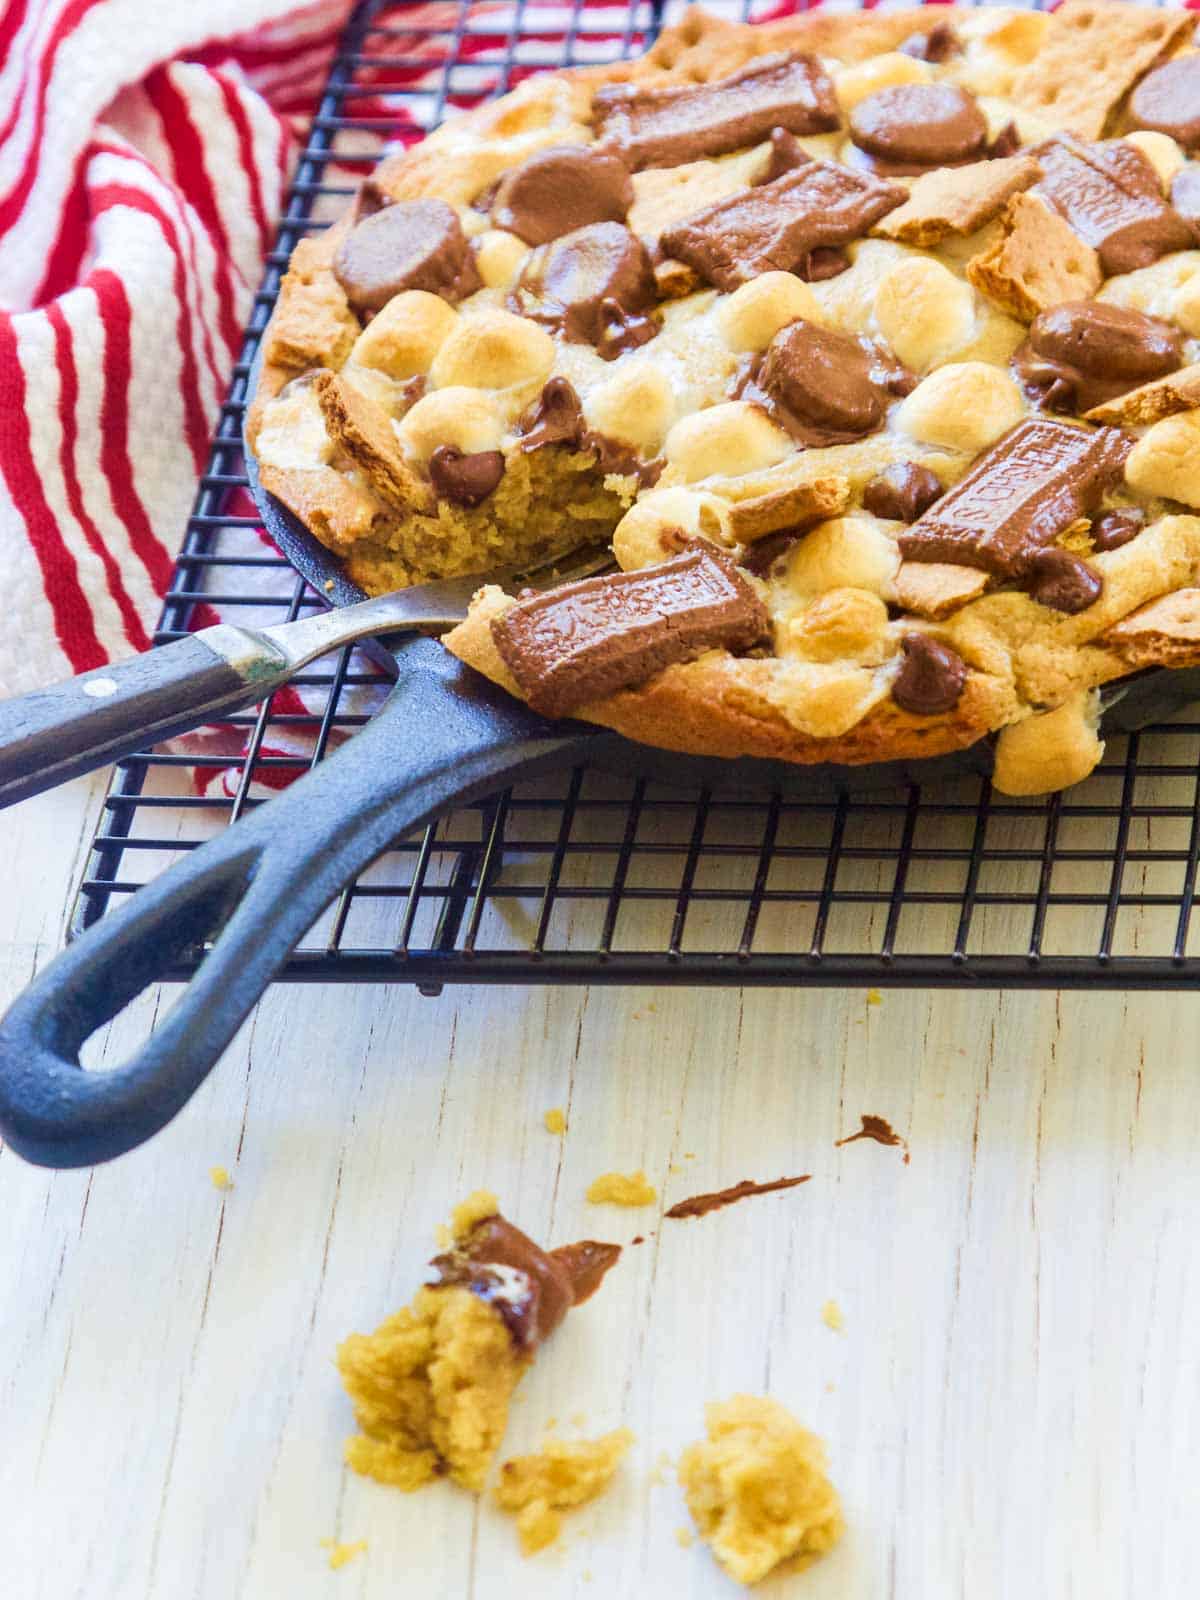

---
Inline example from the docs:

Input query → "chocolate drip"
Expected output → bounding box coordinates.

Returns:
[429,446,505,507]
[660,161,904,293]
[591,50,840,171]
[664,1175,810,1220]
[891,633,968,716]
[430,1213,620,1350]
[517,377,662,484]
[491,545,770,719]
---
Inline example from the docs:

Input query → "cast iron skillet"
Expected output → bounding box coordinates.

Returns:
[1,354,1199,1168]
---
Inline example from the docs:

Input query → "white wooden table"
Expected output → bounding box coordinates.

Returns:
[4,771,1198,1600]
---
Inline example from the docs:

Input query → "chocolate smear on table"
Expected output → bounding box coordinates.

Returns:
[755,126,815,185]
[430,1212,620,1351]
[517,376,662,485]
[1026,547,1103,613]
[1032,135,1194,277]
[1170,166,1200,226]
[591,50,840,171]
[660,161,904,292]
[491,545,770,719]
[1127,55,1200,152]
[491,144,634,245]
[333,198,481,314]
[513,221,658,358]
[862,462,944,523]
[836,1114,909,1157]
[429,446,505,507]
[891,633,968,716]
[1014,300,1183,415]
[899,417,1131,584]
[898,21,961,63]
[849,84,988,170]
[736,321,914,446]
[1091,507,1144,553]
[664,1174,811,1221]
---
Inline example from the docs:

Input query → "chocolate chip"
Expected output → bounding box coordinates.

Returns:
[1014,300,1183,414]
[1028,548,1103,613]
[755,127,814,185]
[1091,508,1145,552]
[333,199,481,314]
[518,376,585,452]
[849,84,987,169]
[429,446,505,507]
[898,22,960,63]
[491,145,633,246]
[862,463,944,523]
[516,222,658,358]
[891,633,968,716]
[1128,56,1200,152]
[738,525,808,577]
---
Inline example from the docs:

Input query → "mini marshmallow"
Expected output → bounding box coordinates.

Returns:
[718,272,824,353]
[992,692,1103,795]
[254,387,333,470]
[1125,410,1200,509]
[430,307,555,390]
[583,362,676,455]
[399,386,505,462]
[873,257,977,372]
[895,361,1025,453]
[1121,131,1185,193]
[350,291,459,380]
[663,401,793,482]
[834,52,930,112]
[779,587,892,664]
[612,487,733,570]
[778,515,900,602]
[474,229,530,289]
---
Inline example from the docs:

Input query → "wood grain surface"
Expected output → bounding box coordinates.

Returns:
[3,773,1197,1600]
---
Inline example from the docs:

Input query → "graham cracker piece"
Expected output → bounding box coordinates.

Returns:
[708,465,850,543]
[966,191,1101,322]
[1103,588,1200,668]
[313,371,435,514]
[873,155,1042,248]
[894,562,989,622]
[264,237,360,374]
[1085,365,1200,427]
[258,463,381,554]
[1009,0,1194,141]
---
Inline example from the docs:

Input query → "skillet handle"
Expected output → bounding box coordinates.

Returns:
[0,640,592,1168]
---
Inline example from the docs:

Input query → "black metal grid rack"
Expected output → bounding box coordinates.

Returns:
[73,0,1200,991]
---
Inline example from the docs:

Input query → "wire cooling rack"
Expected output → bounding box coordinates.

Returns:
[72,0,1200,992]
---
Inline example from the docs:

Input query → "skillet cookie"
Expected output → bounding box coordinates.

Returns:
[248,2,1200,795]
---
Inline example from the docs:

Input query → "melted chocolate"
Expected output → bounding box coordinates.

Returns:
[1033,135,1194,277]
[517,377,662,484]
[835,1114,907,1150]
[1027,547,1103,613]
[660,161,904,292]
[429,446,505,507]
[989,122,1021,161]
[898,21,961,62]
[354,177,394,220]
[491,545,770,718]
[333,198,481,314]
[849,84,987,169]
[891,633,968,716]
[1091,507,1145,552]
[591,50,840,171]
[515,222,658,358]
[664,1175,810,1220]
[862,462,944,523]
[899,417,1131,580]
[431,1213,620,1350]
[491,145,634,246]
[737,321,913,446]
[738,524,809,578]
[1128,56,1200,152]
[1014,300,1183,415]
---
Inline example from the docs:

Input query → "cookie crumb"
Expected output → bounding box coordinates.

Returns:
[495,1430,634,1555]
[209,1166,233,1191]
[866,989,882,1006]
[586,1171,656,1207]
[676,1525,695,1549]
[543,1107,566,1135]
[821,1299,845,1333]
[678,1397,843,1586]
[320,1537,366,1571]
